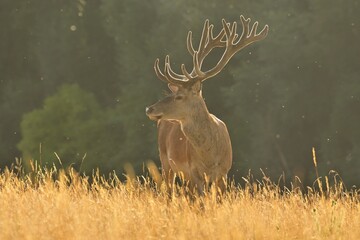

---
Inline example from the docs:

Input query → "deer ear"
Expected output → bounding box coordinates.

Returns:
[168,83,179,93]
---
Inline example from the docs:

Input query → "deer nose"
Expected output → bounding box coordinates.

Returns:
[146,106,154,115]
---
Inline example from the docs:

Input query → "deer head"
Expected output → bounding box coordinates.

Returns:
[146,15,269,122]
[146,81,204,121]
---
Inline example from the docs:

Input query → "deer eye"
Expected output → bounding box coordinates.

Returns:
[175,95,184,101]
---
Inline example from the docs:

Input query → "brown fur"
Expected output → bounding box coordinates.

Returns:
[147,84,232,194]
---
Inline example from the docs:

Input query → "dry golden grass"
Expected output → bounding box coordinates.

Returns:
[0,162,359,240]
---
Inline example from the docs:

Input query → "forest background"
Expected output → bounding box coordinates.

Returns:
[0,0,359,186]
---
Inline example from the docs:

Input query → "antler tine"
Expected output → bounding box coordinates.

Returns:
[231,22,238,43]
[222,19,231,43]
[154,58,169,83]
[164,55,186,81]
[181,63,193,80]
[186,31,195,56]
[233,15,269,51]
[198,20,210,55]
[257,24,269,39]
[194,51,205,78]
[239,15,250,38]
[209,24,226,44]
[154,56,186,85]
[249,21,259,37]
[209,24,215,39]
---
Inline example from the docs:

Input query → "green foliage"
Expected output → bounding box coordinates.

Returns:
[0,1,118,166]
[18,84,124,172]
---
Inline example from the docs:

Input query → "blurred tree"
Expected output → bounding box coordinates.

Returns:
[0,0,118,167]
[18,84,124,172]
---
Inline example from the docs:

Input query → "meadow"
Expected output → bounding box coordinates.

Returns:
[0,160,359,240]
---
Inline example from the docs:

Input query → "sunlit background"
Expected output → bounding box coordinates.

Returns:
[0,0,359,186]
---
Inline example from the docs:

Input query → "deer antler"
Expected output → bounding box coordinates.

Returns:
[154,15,269,86]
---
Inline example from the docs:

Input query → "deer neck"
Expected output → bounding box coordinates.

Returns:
[180,101,216,149]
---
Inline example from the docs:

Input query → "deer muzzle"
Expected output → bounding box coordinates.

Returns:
[146,106,163,121]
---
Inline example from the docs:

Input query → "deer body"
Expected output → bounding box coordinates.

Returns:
[146,15,268,193]
[155,95,232,192]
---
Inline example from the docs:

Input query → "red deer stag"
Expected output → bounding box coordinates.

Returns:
[146,15,268,194]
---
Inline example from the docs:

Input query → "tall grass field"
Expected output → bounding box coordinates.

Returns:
[0,159,359,240]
